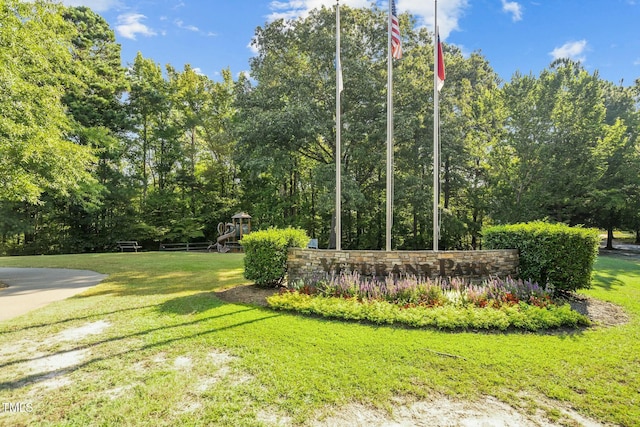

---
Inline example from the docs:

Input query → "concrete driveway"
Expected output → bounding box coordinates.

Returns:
[0,268,107,322]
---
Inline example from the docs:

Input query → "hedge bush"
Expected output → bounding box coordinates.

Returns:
[241,227,309,287]
[483,221,600,292]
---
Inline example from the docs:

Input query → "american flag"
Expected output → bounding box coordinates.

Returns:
[391,0,402,60]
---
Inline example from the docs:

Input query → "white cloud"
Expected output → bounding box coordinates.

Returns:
[267,0,371,22]
[59,0,121,12]
[116,13,157,40]
[248,39,260,55]
[266,0,469,41]
[550,40,588,62]
[390,0,469,40]
[175,19,200,32]
[501,0,523,22]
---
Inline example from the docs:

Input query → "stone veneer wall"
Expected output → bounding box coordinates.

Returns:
[287,249,519,282]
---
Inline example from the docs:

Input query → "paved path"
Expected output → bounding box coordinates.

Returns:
[0,268,107,322]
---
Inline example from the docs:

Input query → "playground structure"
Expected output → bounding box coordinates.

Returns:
[214,212,251,253]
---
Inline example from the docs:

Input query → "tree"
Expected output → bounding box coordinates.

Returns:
[61,6,128,132]
[128,53,181,196]
[0,0,94,204]
[432,51,503,249]
[162,64,241,240]
[591,119,635,248]
[236,5,342,239]
[492,60,606,226]
[237,5,505,249]
[127,53,184,241]
[594,81,640,247]
[0,0,97,253]
[236,6,392,247]
[127,55,241,243]
[54,5,131,251]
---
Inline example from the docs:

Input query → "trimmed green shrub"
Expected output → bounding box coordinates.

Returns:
[483,221,600,292]
[241,227,309,287]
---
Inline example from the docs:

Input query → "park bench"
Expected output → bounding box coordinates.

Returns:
[159,242,214,252]
[117,241,142,252]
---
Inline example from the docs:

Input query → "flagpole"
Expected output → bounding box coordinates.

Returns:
[385,0,394,252]
[336,0,342,251]
[433,0,439,251]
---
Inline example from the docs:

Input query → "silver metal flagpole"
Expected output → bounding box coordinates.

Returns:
[433,0,439,251]
[336,0,342,251]
[386,0,394,251]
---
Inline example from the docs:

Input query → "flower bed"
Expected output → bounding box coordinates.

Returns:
[266,273,590,331]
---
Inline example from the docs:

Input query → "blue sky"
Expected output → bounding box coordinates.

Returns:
[59,0,640,86]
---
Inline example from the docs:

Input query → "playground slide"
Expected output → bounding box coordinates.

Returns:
[216,223,236,252]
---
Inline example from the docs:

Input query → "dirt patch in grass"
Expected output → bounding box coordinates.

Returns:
[52,320,111,342]
[28,349,88,375]
[103,384,136,400]
[310,395,608,427]
[255,408,293,426]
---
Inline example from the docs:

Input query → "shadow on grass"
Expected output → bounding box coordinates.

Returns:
[0,304,159,335]
[0,304,256,370]
[592,270,627,291]
[158,292,226,315]
[593,254,640,292]
[74,268,246,298]
[1,289,251,337]
[0,305,280,390]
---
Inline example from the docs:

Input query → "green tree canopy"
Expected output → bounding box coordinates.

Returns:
[0,0,94,204]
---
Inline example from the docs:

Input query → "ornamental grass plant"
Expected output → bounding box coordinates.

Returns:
[270,272,585,331]
[286,272,555,309]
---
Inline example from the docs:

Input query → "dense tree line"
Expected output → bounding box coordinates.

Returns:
[1,2,638,254]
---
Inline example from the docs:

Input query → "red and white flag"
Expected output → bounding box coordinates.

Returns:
[436,32,446,91]
[391,0,402,60]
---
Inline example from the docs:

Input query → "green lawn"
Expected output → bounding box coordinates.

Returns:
[1,252,638,426]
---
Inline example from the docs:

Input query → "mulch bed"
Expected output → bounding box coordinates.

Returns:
[214,284,280,307]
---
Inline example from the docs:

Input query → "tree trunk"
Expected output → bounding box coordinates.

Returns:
[310,170,316,239]
[412,208,418,249]
[443,156,450,209]
[142,118,148,203]
[328,215,336,249]
[471,211,478,250]
[606,226,614,250]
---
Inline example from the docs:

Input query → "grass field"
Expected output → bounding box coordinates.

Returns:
[0,252,638,426]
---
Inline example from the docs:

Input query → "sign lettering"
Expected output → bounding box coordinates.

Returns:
[315,258,494,279]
